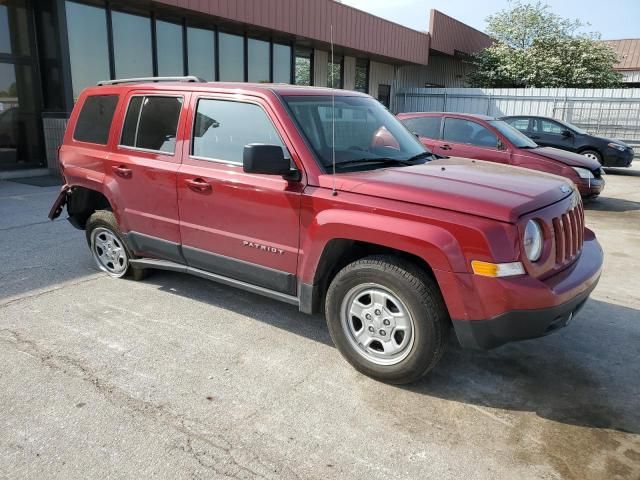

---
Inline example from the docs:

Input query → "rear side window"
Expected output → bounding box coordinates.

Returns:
[443,118,498,148]
[120,96,183,153]
[192,99,286,164]
[74,95,119,144]
[402,116,441,139]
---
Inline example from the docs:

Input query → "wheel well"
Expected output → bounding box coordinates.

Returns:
[66,187,112,230]
[309,239,436,313]
[577,147,601,155]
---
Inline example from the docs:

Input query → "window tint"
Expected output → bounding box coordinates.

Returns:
[443,118,498,148]
[535,119,565,134]
[273,43,292,84]
[187,27,215,81]
[156,20,184,76]
[192,99,286,164]
[218,32,244,81]
[111,11,153,78]
[74,95,119,144]
[402,117,441,139]
[65,1,110,100]
[121,96,182,153]
[506,118,530,131]
[248,38,270,83]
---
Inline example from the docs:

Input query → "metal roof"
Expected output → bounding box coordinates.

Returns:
[603,39,640,71]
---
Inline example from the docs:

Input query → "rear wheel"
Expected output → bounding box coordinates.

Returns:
[85,210,148,280]
[325,255,449,384]
[581,150,602,164]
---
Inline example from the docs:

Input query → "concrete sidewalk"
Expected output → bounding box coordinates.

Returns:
[0,173,639,479]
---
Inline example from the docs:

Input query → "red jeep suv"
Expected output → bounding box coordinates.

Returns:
[49,78,603,384]
[398,112,605,199]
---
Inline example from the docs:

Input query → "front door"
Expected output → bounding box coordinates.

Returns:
[177,95,303,295]
[108,92,186,261]
[432,117,511,164]
[530,118,575,150]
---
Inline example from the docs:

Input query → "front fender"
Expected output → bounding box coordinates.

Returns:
[298,209,467,284]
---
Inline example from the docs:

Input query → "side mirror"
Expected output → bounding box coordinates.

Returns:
[497,139,508,151]
[561,129,573,138]
[243,144,299,180]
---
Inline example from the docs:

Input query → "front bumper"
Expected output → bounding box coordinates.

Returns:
[437,229,603,350]
[602,148,634,168]
[575,177,604,199]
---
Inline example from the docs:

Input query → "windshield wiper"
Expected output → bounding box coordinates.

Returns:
[406,151,435,162]
[332,157,416,171]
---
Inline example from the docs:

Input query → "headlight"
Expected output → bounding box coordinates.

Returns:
[523,220,543,262]
[607,142,626,152]
[572,167,594,179]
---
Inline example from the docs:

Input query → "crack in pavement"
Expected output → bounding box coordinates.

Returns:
[0,276,103,308]
[0,328,301,480]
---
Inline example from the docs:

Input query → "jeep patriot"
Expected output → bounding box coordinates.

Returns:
[49,78,603,384]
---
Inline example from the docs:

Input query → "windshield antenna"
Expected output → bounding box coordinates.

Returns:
[330,24,337,196]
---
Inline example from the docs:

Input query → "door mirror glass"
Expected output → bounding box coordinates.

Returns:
[243,144,295,178]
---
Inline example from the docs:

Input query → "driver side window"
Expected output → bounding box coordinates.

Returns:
[535,119,565,135]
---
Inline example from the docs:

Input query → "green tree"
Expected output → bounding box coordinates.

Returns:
[468,2,622,88]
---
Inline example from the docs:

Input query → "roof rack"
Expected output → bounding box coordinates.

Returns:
[97,76,205,86]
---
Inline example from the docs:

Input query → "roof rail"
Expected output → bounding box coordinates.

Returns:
[97,76,205,86]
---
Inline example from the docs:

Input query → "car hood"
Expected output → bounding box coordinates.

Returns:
[532,146,601,170]
[319,157,573,223]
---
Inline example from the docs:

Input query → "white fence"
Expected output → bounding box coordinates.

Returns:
[395,88,640,149]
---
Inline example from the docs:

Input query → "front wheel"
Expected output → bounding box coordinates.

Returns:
[581,150,602,164]
[325,255,449,384]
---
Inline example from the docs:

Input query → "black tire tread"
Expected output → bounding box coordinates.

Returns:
[326,254,449,384]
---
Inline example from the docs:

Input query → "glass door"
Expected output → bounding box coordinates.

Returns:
[0,0,43,171]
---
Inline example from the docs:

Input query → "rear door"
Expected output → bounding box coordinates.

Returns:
[530,118,576,151]
[107,91,188,262]
[400,115,441,151]
[434,117,511,164]
[176,94,303,295]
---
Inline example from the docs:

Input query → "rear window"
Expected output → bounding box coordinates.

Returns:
[73,95,119,144]
[401,116,441,139]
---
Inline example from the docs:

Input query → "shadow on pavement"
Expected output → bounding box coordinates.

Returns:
[584,196,640,212]
[144,271,640,435]
[604,167,640,177]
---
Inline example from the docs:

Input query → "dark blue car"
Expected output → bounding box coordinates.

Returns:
[501,115,634,168]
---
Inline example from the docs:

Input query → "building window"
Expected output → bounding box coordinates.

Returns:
[377,84,391,108]
[273,43,292,84]
[218,32,244,81]
[121,96,183,153]
[187,26,215,81]
[156,20,184,76]
[65,1,110,100]
[295,47,313,86]
[355,58,369,93]
[247,38,270,83]
[73,95,119,145]
[111,11,153,78]
[328,55,343,89]
[192,99,285,164]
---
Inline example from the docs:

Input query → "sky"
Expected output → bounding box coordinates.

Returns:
[340,0,640,40]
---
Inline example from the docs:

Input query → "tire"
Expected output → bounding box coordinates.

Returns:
[581,149,602,164]
[85,210,149,280]
[325,255,449,384]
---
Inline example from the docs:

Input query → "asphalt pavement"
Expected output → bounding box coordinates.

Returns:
[1,168,639,479]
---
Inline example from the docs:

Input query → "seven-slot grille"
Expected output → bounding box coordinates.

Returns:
[552,197,584,267]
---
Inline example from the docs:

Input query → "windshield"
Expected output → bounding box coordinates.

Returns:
[489,120,539,148]
[283,95,429,171]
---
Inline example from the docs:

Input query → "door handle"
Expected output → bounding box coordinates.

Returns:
[112,165,132,178]
[529,135,540,139]
[439,144,452,151]
[185,178,212,193]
